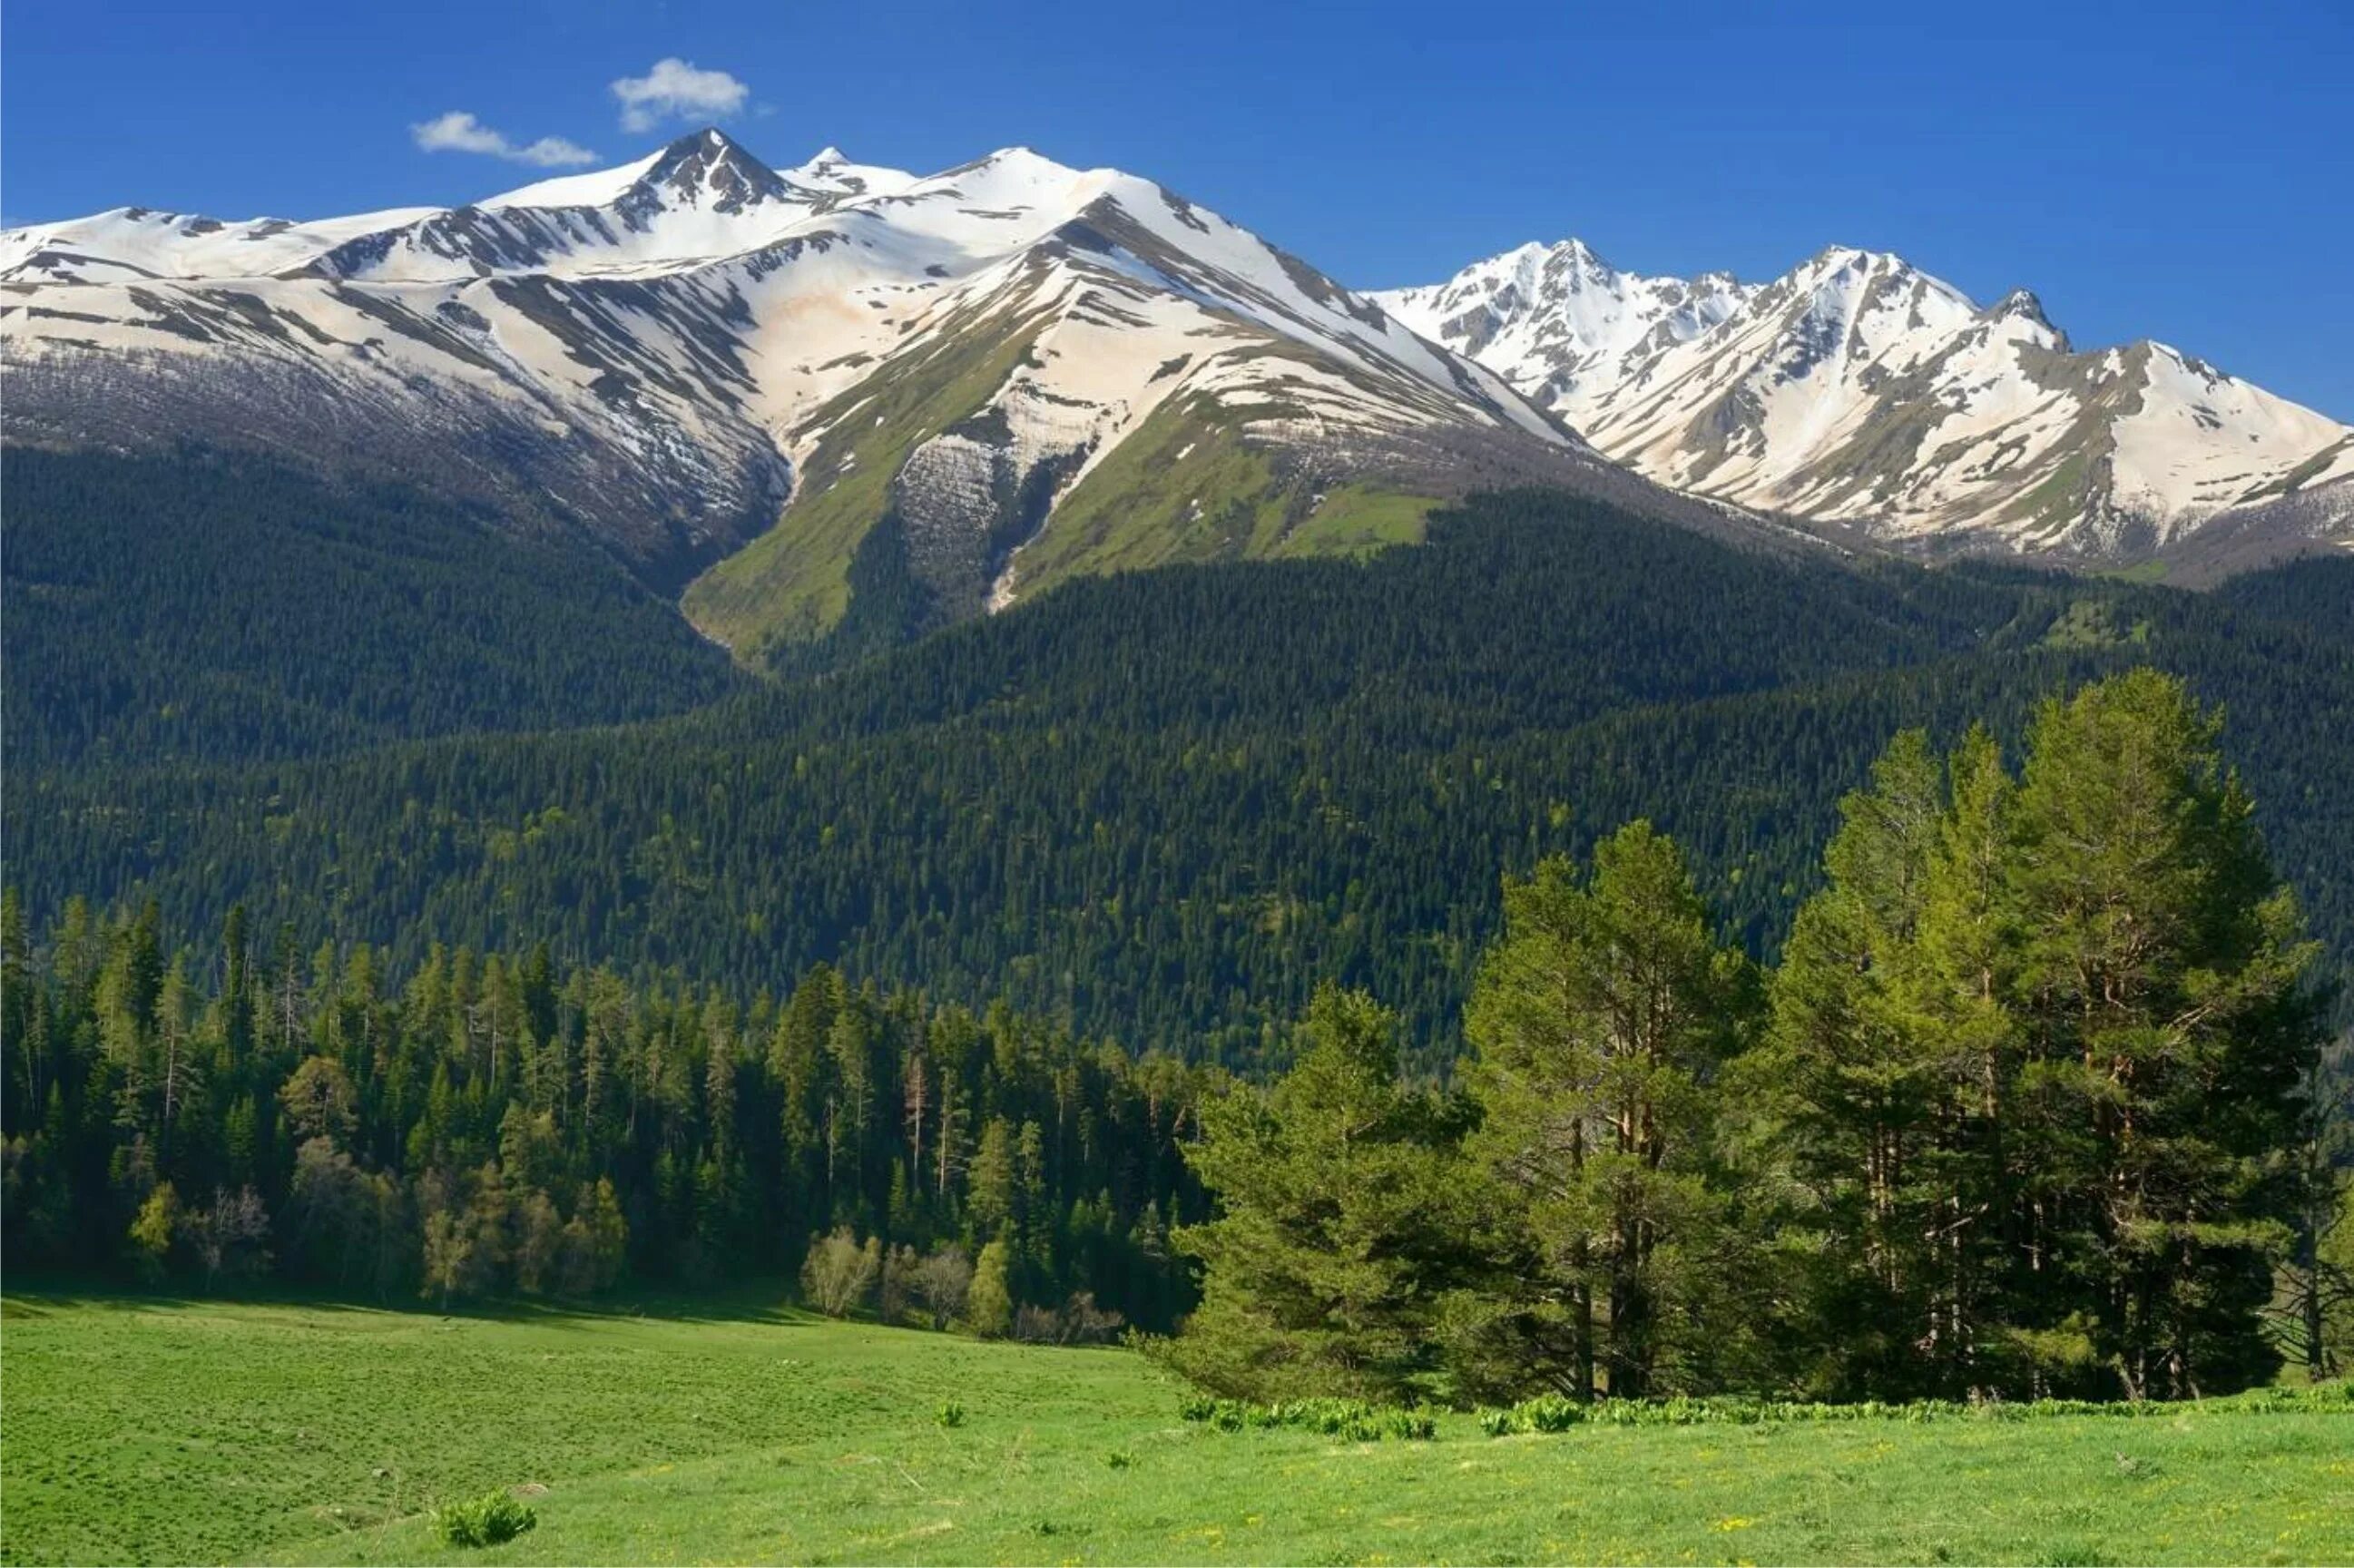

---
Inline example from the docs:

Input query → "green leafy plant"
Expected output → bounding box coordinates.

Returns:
[1383,1410,1437,1442]
[1471,1382,2354,1436]
[935,1400,966,1429]
[1179,1395,1437,1441]
[432,1491,537,1548]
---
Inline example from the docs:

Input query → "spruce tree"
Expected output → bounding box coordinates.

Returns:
[1164,985,1472,1401]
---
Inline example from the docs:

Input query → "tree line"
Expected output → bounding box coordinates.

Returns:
[1164,672,2351,1405]
[0,897,1210,1332]
[5,668,2347,1396]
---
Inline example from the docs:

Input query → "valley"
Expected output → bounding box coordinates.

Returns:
[5,95,2352,1568]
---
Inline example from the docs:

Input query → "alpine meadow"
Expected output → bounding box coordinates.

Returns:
[5,7,2354,1562]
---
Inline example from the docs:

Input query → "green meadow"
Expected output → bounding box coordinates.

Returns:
[3,1294,2349,1566]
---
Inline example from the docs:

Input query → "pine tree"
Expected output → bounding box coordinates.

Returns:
[2005,671,2323,1397]
[1464,822,1753,1398]
[967,1118,1016,1240]
[1759,730,1987,1396]
[1761,675,2329,1399]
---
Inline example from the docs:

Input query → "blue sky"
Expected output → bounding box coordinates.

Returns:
[7,0,2349,417]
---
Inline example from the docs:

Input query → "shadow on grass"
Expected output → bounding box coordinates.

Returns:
[0,1275,816,1331]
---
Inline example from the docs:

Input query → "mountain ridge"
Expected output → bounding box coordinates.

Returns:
[10,130,2347,663]
[5,131,1738,671]
[1373,237,2354,564]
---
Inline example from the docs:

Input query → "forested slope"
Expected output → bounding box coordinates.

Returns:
[1,448,747,771]
[2211,552,2354,640]
[14,493,2350,1065]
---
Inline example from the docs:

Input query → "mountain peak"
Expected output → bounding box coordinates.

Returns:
[782,146,918,199]
[1435,239,1623,299]
[935,145,1093,184]
[1549,236,1618,276]
[664,126,754,157]
[1806,243,1902,275]
[473,129,781,213]
[1990,286,2051,325]
[638,128,788,207]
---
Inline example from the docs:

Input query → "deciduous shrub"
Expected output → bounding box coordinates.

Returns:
[910,1245,974,1330]
[800,1227,880,1318]
[1010,1289,1127,1345]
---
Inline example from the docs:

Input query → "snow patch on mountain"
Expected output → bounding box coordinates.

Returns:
[5,131,1629,620]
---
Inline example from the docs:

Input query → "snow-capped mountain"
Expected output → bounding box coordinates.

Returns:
[4,132,1712,662]
[19,136,2330,648]
[1376,240,2354,562]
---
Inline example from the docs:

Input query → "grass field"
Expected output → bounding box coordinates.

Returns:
[3,1293,2349,1566]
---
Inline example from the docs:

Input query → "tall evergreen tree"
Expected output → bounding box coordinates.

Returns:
[2005,671,2323,1397]
[1463,822,1755,1398]
[1759,730,2000,1396]
[1761,673,2328,1398]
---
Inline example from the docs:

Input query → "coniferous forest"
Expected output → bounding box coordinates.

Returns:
[5,469,2350,1402]
[1167,672,2346,1404]
[12,480,2354,1065]
[0,893,1207,1334]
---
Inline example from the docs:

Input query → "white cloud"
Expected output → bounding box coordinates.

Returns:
[411,111,598,168]
[610,58,750,133]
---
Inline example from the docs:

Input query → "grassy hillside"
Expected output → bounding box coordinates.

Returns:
[681,301,1054,663]
[681,331,1444,675]
[1004,391,1437,595]
[1,1295,2346,1566]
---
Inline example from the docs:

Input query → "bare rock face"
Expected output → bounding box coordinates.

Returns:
[892,422,1091,624]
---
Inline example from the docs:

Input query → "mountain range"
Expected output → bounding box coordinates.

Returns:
[6,130,2349,671]
[1,131,1682,669]
[1374,240,2354,565]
